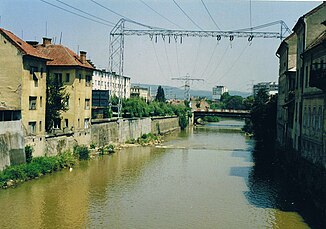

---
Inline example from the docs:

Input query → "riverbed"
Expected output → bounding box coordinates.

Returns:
[0,120,312,228]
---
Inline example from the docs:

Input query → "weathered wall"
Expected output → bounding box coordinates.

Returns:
[0,121,25,171]
[151,116,179,134]
[92,116,179,146]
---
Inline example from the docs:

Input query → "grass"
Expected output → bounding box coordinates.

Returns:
[0,151,77,189]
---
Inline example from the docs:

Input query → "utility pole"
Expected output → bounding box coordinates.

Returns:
[172,74,204,101]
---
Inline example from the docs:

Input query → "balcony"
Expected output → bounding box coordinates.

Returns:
[310,63,326,90]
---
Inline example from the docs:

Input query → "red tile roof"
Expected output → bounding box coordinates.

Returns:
[36,44,94,70]
[0,28,50,60]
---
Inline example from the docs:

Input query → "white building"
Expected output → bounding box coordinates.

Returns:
[253,82,278,97]
[212,86,228,101]
[130,86,151,102]
[92,69,130,99]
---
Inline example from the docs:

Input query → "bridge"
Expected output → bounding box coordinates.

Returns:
[193,109,250,123]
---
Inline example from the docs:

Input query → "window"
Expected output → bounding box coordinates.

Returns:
[305,66,308,88]
[308,107,311,128]
[29,96,37,110]
[64,96,69,108]
[303,107,307,128]
[39,121,42,132]
[40,96,43,108]
[84,118,90,129]
[29,122,36,134]
[53,119,61,129]
[66,73,70,83]
[86,75,91,86]
[64,119,69,128]
[78,118,80,128]
[85,99,90,110]
[78,98,81,106]
[312,107,316,130]
[318,107,322,130]
[79,74,82,83]
[54,73,62,84]
[33,74,38,87]
[40,68,43,78]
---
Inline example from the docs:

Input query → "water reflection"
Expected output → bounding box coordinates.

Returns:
[0,120,322,228]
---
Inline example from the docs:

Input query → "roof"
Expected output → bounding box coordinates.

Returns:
[305,31,326,52]
[36,44,94,70]
[293,2,326,32]
[0,28,50,60]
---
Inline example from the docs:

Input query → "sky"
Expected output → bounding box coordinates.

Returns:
[0,0,322,92]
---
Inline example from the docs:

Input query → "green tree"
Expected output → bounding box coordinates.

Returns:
[45,74,68,132]
[155,86,165,102]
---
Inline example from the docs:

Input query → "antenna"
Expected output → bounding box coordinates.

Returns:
[45,21,48,37]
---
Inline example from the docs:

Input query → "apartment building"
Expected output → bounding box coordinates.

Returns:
[253,82,278,97]
[130,86,150,102]
[36,38,94,132]
[93,69,130,99]
[212,85,228,101]
[0,28,50,137]
[277,2,326,168]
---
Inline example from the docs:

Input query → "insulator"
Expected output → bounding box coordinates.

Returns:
[162,34,165,41]
[155,35,158,43]
[168,36,171,43]
[216,35,221,41]
[180,36,183,44]
[149,34,153,41]
[174,35,178,42]
[229,35,234,41]
[248,35,253,42]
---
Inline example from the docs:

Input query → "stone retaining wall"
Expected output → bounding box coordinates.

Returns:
[0,121,25,171]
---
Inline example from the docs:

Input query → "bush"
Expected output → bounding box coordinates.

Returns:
[73,145,90,160]
[25,145,33,163]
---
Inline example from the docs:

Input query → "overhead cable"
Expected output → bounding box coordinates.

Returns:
[40,0,114,27]
[55,0,115,25]
[172,0,204,31]
[139,0,183,29]
[91,0,163,30]
[200,0,221,30]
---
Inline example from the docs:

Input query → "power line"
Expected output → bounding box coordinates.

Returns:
[40,0,113,27]
[54,0,115,25]
[151,40,169,82]
[91,0,161,30]
[163,41,173,78]
[172,0,204,31]
[206,44,229,82]
[191,37,203,77]
[200,0,221,30]
[200,41,219,78]
[138,0,183,29]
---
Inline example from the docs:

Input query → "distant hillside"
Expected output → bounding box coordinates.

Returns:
[132,83,251,99]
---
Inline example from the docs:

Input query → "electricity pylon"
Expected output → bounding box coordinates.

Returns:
[172,74,204,101]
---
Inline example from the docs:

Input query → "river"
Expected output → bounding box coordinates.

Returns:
[0,120,316,228]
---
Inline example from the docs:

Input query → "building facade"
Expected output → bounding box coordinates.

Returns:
[130,86,150,102]
[212,85,228,101]
[92,69,130,99]
[253,82,278,97]
[36,38,94,133]
[0,29,50,137]
[277,2,326,168]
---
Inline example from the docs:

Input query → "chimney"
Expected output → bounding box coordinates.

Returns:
[80,51,86,64]
[42,37,52,46]
[26,41,39,46]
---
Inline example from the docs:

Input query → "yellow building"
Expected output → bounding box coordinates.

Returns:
[0,28,49,137]
[36,38,94,133]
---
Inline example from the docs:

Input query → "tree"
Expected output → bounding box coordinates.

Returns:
[45,74,68,132]
[155,86,165,102]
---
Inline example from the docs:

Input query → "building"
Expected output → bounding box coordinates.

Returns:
[36,38,94,133]
[0,29,50,137]
[276,33,297,148]
[253,82,278,97]
[130,86,150,102]
[212,85,228,101]
[92,69,130,99]
[277,2,326,168]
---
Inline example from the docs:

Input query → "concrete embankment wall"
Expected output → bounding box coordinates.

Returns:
[0,121,25,171]
[91,116,179,146]
[24,116,179,157]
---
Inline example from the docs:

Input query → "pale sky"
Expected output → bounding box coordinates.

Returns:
[0,0,322,92]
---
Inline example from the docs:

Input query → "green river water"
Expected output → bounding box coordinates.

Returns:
[0,120,314,228]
